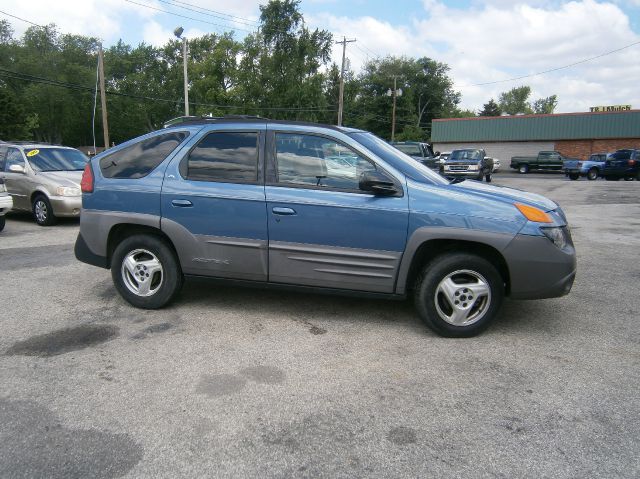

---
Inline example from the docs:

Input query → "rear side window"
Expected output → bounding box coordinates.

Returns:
[611,150,631,160]
[100,131,188,179]
[183,132,258,183]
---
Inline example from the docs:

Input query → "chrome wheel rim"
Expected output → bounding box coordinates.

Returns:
[121,249,163,297]
[434,269,491,326]
[34,200,48,223]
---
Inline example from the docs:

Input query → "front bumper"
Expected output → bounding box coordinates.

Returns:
[0,194,13,215]
[503,233,576,300]
[49,196,82,217]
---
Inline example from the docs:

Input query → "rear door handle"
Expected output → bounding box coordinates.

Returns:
[272,207,296,215]
[171,199,193,207]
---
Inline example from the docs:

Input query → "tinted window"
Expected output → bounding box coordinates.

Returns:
[395,144,422,156]
[610,150,631,160]
[0,146,7,171]
[275,133,376,191]
[185,132,258,183]
[26,148,88,172]
[5,148,25,171]
[100,132,188,179]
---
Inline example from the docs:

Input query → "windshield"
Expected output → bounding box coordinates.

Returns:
[450,150,480,161]
[349,132,448,185]
[394,144,422,156]
[25,148,88,172]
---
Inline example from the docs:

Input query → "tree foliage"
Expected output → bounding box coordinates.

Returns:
[479,98,501,116]
[0,1,462,145]
[496,86,558,116]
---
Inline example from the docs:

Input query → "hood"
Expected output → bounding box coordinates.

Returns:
[452,180,558,211]
[37,170,83,187]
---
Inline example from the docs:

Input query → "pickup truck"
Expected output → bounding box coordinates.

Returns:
[391,141,438,169]
[441,148,494,182]
[563,153,608,180]
[510,151,578,174]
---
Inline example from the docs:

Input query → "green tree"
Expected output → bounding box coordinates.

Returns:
[479,98,501,116]
[498,85,533,115]
[532,95,558,114]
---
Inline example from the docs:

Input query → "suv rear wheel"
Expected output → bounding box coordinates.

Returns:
[413,253,504,337]
[111,234,183,309]
[32,195,57,226]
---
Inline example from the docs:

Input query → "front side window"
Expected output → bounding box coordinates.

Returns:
[275,133,375,191]
[100,131,188,179]
[5,148,25,171]
[184,132,258,183]
[26,148,88,172]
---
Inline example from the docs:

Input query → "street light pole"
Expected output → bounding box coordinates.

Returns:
[182,37,189,116]
[391,76,397,142]
[174,27,189,116]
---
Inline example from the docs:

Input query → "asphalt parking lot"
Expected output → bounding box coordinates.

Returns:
[1,172,638,478]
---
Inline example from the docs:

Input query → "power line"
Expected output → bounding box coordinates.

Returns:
[155,0,259,28]
[166,0,260,26]
[0,9,47,28]
[457,40,640,87]
[123,0,254,33]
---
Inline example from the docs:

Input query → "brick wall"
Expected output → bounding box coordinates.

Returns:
[555,138,640,160]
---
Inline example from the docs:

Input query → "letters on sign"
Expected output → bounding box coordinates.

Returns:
[589,105,632,112]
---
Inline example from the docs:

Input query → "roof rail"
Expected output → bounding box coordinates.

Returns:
[163,114,268,128]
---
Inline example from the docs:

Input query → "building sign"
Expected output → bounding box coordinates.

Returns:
[589,105,632,112]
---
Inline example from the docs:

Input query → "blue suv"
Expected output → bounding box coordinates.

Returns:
[75,117,576,337]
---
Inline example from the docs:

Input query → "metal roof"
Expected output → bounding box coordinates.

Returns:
[431,110,640,142]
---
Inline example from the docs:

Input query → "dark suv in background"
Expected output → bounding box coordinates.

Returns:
[390,141,438,169]
[603,149,640,181]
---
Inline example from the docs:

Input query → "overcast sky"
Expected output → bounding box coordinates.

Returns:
[2,0,640,113]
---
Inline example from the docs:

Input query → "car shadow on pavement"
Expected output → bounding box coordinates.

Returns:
[5,211,80,227]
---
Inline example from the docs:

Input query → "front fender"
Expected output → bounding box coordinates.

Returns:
[394,227,516,294]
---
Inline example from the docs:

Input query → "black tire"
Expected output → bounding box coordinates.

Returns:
[624,175,634,181]
[32,195,57,226]
[413,253,504,337]
[485,173,492,183]
[518,164,529,174]
[0,215,5,232]
[604,176,619,181]
[586,168,598,181]
[111,234,183,309]
[568,172,579,181]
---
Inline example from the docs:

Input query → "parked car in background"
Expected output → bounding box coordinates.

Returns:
[603,149,640,181]
[390,141,438,169]
[0,178,12,232]
[442,149,494,182]
[510,151,578,174]
[490,157,501,173]
[564,153,608,180]
[0,142,89,226]
[75,116,575,337]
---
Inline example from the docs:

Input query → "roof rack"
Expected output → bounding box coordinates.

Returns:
[163,114,268,128]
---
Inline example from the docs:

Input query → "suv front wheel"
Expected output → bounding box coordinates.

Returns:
[414,253,504,337]
[111,234,183,309]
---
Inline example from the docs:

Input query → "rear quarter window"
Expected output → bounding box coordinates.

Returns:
[100,131,188,179]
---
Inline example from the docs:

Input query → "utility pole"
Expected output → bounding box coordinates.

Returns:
[387,76,402,141]
[97,44,109,149]
[336,36,356,126]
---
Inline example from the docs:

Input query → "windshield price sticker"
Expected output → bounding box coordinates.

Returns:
[27,149,40,157]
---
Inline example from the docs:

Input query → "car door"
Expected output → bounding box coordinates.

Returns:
[2,147,31,210]
[265,127,409,293]
[161,124,269,281]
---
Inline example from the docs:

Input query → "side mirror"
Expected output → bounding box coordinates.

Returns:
[359,170,398,196]
[9,164,25,173]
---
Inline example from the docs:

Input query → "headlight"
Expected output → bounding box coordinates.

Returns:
[56,186,81,196]
[541,226,569,250]
[467,164,478,171]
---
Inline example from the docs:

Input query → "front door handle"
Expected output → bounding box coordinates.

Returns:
[272,207,296,215]
[171,199,193,207]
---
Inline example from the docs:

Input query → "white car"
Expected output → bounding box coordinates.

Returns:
[490,157,501,173]
[0,179,13,232]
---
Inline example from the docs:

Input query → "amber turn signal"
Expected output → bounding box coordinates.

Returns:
[515,203,553,223]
